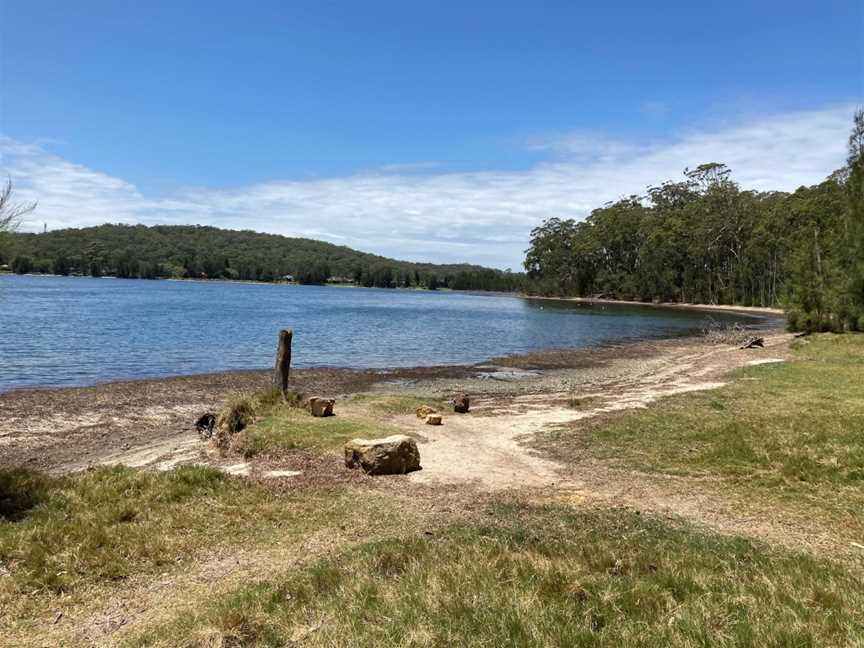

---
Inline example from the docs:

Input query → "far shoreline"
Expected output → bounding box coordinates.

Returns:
[4,272,787,318]
[524,294,785,319]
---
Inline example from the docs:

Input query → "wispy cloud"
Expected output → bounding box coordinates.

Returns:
[0,105,854,269]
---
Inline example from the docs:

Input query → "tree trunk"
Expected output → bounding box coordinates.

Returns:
[273,329,293,396]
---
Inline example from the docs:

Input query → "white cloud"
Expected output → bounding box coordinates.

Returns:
[0,105,854,269]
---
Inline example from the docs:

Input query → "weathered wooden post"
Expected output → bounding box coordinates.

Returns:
[273,329,293,397]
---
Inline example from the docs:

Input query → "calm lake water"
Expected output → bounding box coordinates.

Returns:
[0,275,766,392]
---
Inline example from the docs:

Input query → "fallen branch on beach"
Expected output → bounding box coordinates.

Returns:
[739,337,765,349]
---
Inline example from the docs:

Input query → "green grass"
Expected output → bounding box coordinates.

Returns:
[231,407,399,458]
[351,394,450,416]
[7,337,864,646]
[536,333,864,534]
[127,501,864,648]
[2,465,234,594]
[0,465,355,634]
[227,393,440,458]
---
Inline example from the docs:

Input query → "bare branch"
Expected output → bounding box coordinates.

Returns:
[0,176,38,234]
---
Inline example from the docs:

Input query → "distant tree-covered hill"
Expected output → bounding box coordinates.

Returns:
[1,223,523,291]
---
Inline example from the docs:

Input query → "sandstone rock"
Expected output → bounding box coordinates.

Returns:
[344,435,421,475]
[425,413,442,425]
[309,397,335,417]
[453,394,470,413]
[415,404,437,419]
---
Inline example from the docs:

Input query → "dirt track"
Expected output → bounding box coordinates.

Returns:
[403,334,792,490]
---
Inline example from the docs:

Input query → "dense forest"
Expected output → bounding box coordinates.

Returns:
[525,111,864,332]
[0,224,523,292]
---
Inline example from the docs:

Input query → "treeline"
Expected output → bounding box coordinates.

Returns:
[525,111,864,332]
[1,224,523,292]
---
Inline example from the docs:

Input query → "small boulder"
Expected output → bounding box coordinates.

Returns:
[415,404,437,419]
[344,435,421,475]
[425,413,442,426]
[309,397,335,417]
[453,394,470,413]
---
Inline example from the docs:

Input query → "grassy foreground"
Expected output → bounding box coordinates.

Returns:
[535,333,864,538]
[2,335,863,646]
[0,466,387,642]
[129,502,863,647]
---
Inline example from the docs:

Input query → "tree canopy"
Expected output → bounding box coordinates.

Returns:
[524,111,864,332]
[1,223,523,292]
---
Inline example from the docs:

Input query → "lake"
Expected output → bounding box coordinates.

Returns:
[0,275,767,392]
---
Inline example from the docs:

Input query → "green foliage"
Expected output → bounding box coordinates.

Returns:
[10,255,33,274]
[524,114,864,331]
[7,223,524,292]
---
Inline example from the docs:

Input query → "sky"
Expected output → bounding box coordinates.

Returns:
[0,1,862,269]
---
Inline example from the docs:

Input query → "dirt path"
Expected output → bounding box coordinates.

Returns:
[389,333,845,558]
[404,335,792,491]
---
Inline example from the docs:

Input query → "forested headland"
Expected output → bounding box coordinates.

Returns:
[0,224,523,292]
[524,110,864,332]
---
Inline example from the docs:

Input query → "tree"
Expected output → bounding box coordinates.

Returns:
[0,178,36,235]
[0,179,37,267]
[843,109,864,329]
[522,139,858,324]
[11,256,33,274]
[5,222,524,290]
[52,255,71,276]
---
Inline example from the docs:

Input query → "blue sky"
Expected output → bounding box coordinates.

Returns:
[1,0,862,268]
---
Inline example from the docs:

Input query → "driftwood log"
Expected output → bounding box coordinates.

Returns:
[739,336,765,349]
[273,329,293,396]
